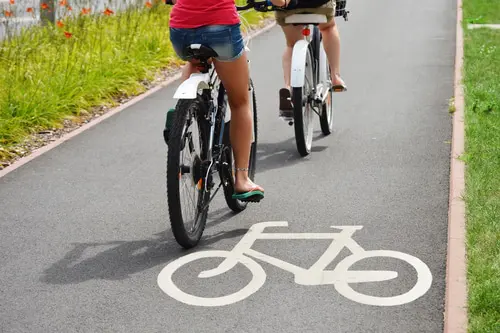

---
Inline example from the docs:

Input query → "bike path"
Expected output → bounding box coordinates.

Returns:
[0,0,456,331]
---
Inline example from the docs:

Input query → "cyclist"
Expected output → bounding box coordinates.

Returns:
[163,0,282,201]
[271,0,347,118]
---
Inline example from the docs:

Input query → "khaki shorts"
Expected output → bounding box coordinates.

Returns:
[275,0,336,26]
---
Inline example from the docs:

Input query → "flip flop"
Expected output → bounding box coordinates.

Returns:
[232,186,265,203]
[332,84,347,92]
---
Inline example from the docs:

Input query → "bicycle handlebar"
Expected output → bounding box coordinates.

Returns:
[235,0,284,12]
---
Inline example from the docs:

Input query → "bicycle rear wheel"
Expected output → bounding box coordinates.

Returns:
[319,63,334,135]
[292,46,315,157]
[221,79,259,212]
[166,97,211,249]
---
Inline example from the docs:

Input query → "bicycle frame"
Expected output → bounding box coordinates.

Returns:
[173,61,228,201]
[198,221,397,285]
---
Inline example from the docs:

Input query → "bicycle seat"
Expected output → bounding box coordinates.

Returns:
[183,44,219,61]
[284,14,328,25]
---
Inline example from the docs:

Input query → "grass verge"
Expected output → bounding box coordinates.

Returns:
[462,0,500,24]
[0,1,272,165]
[462,2,500,331]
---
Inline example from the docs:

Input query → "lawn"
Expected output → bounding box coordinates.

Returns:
[462,1,500,332]
[462,0,500,24]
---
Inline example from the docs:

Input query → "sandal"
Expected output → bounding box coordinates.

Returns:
[332,84,347,92]
[232,186,265,203]
[332,74,347,92]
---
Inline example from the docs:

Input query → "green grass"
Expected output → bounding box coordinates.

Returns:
[463,0,500,24]
[462,7,500,332]
[0,1,271,161]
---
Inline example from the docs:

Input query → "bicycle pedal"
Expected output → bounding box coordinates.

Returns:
[279,115,294,125]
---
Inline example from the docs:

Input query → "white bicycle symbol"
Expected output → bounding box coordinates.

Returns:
[157,221,432,307]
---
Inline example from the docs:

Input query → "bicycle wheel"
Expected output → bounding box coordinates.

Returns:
[221,79,258,212]
[292,46,315,157]
[319,46,334,135]
[166,97,211,249]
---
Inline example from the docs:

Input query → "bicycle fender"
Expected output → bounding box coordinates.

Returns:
[290,40,310,88]
[173,73,210,99]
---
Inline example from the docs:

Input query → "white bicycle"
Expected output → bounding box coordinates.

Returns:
[281,3,349,157]
[157,221,433,307]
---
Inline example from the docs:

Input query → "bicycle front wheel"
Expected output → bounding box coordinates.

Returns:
[221,79,259,212]
[166,98,211,249]
[292,47,315,157]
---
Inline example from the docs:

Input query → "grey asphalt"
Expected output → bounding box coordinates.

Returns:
[0,0,456,332]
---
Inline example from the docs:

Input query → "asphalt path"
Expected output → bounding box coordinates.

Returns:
[0,0,456,331]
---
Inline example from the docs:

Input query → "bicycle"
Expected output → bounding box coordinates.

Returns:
[157,221,433,307]
[164,2,270,249]
[248,0,350,156]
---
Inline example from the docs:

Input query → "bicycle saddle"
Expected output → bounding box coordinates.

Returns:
[183,44,219,61]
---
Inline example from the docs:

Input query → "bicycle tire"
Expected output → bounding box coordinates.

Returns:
[319,64,334,135]
[221,79,258,212]
[292,47,315,157]
[166,97,211,249]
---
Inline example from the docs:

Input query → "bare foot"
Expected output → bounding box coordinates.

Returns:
[234,178,264,194]
[331,73,346,88]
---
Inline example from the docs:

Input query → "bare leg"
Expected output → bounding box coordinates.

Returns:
[214,54,264,194]
[318,18,345,87]
[281,25,304,90]
[180,62,197,81]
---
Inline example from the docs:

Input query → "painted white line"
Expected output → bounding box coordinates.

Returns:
[468,24,500,29]
[157,221,433,307]
[0,21,276,179]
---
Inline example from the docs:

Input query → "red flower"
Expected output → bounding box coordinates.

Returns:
[9,0,15,5]
[80,7,90,15]
[4,10,13,17]
[145,1,152,8]
[26,7,34,13]
[64,31,72,38]
[41,2,49,10]
[56,20,64,28]
[59,0,67,6]
[67,5,72,11]
[103,8,114,16]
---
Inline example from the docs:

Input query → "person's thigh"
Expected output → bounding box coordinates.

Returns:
[281,24,304,47]
[213,53,249,108]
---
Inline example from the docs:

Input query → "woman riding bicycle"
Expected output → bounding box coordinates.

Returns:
[165,0,283,201]
[271,0,347,117]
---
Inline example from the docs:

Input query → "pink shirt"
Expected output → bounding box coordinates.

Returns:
[169,0,240,29]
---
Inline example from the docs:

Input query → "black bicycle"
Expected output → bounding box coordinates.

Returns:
[164,1,270,249]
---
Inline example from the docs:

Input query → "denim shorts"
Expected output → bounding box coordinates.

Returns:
[169,24,245,62]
